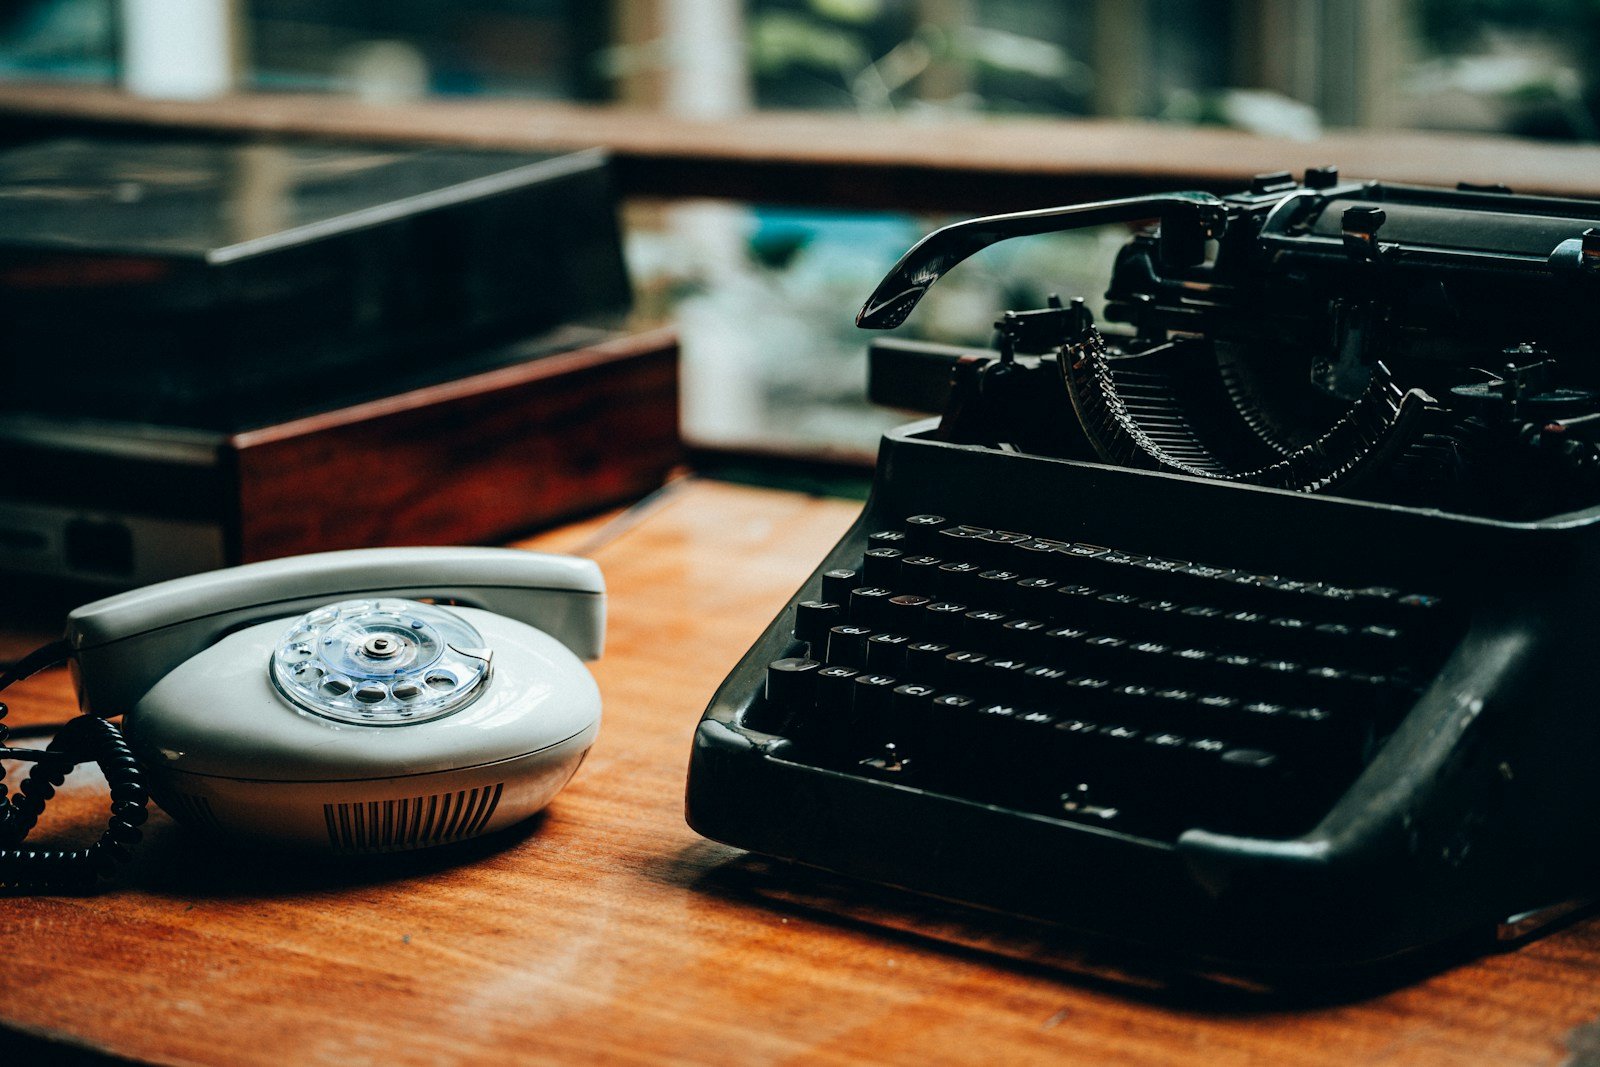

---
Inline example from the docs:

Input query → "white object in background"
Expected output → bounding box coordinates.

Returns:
[662,0,749,118]
[120,0,234,100]
[336,40,430,103]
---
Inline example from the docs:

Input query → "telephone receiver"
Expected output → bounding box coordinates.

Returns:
[50,546,604,858]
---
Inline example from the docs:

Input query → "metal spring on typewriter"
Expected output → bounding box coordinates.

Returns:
[1060,326,1440,494]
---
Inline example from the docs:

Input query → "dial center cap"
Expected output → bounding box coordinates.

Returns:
[363,633,401,659]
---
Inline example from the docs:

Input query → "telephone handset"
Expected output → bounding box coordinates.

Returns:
[0,546,606,888]
[68,545,605,715]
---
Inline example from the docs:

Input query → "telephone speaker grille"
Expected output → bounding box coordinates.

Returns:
[323,783,504,853]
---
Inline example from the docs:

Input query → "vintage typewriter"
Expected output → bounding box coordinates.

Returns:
[686,168,1600,974]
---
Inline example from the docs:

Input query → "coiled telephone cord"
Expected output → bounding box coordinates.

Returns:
[0,641,148,891]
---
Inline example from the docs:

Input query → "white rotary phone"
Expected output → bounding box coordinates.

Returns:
[1,546,603,879]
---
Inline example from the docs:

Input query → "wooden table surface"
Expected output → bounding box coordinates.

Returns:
[6,477,1600,1066]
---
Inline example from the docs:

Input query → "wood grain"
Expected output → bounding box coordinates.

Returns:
[230,327,682,563]
[4,84,1600,212]
[5,479,1600,1065]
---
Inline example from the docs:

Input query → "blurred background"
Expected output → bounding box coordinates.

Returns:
[2,0,1595,462]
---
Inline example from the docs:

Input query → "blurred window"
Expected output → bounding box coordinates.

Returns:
[7,1,1600,460]
[5,2,1600,139]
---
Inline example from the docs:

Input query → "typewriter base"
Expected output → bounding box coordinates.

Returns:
[687,419,1600,975]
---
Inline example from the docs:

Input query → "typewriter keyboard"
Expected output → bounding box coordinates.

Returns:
[750,515,1462,841]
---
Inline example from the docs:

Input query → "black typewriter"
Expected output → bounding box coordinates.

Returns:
[686,168,1600,974]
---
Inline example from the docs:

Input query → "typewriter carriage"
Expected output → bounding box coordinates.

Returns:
[865,172,1600,521]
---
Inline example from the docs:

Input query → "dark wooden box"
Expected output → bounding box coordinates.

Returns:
[0,328,681,590]
[231,327,681,563]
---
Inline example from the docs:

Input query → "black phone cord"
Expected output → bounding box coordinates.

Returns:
[0,641,149,891]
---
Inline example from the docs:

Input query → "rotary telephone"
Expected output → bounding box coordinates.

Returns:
[0,546,604,888]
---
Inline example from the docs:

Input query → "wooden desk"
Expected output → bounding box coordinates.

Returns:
[6,478,1600,1066]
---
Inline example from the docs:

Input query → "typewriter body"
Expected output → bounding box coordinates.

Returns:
[686,169,1600,974]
